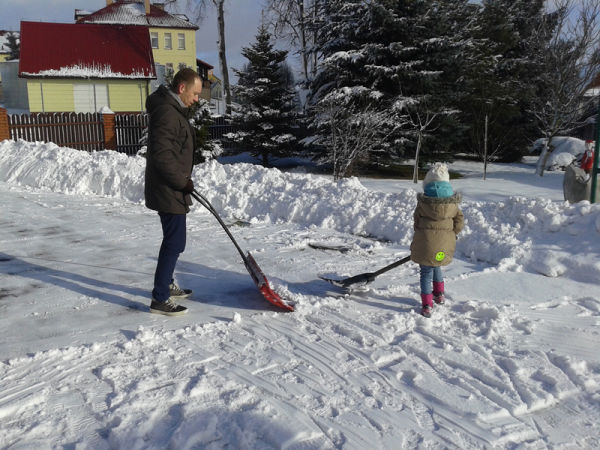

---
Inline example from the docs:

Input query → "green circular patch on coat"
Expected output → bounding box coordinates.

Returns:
[435,251,445,262]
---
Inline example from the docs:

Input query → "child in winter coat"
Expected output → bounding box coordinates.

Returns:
[410,163,464,318]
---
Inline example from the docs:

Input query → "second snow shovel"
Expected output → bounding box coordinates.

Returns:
[319,255,411,288]
[191,190,294,312]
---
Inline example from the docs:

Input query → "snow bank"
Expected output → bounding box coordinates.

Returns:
[1,139,599,279]
[0,140,416,244]
[0,140,145,201]
[195,160,416,244]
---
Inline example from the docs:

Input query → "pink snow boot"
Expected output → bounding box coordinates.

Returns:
[421,293,433,318]
[433,281,445,305]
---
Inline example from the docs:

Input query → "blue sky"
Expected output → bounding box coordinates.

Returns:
[0,0,265,81]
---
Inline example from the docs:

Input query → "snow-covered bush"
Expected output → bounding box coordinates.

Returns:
[531,136,586,171]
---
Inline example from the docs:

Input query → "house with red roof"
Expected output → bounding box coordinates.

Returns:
[18,21,156,113]
[76,0,202,92]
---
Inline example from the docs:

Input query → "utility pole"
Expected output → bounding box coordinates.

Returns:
[591,97,599,203]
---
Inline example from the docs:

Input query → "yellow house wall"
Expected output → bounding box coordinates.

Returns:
[108,80,149,112]
[0,54,8,81]
[26,79,74,112]
[26,79,150,112]
[150,27,196,71]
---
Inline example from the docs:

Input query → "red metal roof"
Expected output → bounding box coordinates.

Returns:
[77,0,198,30]
[19,21,156,79]
[197,59,214,70]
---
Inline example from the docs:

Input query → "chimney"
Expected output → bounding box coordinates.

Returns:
[106,0,114,6]
[145,0,151,15]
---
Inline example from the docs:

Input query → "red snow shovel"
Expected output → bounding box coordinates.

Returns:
[191,190,294,312]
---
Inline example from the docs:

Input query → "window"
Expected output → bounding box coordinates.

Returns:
[164,33,172,50]
[178,63,186,71]
[150,32,159,49]
[178,33,185,50]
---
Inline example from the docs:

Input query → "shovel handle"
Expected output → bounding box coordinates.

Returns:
[372,255,412,276]
[191,190,248,263]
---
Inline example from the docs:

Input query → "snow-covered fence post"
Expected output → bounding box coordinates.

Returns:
[0,107,9,142]
[102,110,116,150]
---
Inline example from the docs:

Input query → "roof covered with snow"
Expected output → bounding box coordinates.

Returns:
[76,0,198,30]
[19,21,156,79]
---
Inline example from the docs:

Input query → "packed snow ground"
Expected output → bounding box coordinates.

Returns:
[0,139,599,449]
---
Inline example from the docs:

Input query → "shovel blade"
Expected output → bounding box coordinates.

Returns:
[319,272,376,288]
[245,253,294,311]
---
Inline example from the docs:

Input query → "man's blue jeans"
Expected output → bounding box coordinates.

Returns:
[419,265,443,295]
[152,213,186,302]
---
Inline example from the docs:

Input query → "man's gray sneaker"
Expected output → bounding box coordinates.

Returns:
[169,282,192,299]
[150,298,188,316]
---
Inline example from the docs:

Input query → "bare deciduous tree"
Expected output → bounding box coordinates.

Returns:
[264,0,321,84]
[476,112,505,180]
[532,0,600,176]
[317,99,387,180]
[397,95,457,183]
[406,109,443,184]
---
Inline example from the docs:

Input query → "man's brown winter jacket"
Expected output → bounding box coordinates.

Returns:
[144,85,195,214]
[410,193,464,266]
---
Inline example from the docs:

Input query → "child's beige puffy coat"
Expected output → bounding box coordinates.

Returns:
[410,193,464,266]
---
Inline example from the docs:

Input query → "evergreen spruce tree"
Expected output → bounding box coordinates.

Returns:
[229,25,297,167]
[308,0,416,171]
[190,99,223,164]
[308,0,477,175]
[389,0,479,170]
[458,0,550,162]
[6,32,20,61]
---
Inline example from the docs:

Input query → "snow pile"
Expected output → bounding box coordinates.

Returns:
[459,196,600,280]
[1,139,599,280]
[0,140,145,200]
[0,140,416,243]
[196,160,416,244]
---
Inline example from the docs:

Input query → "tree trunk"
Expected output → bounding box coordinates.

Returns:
[536,134,557,177]
[412,131,423,183]
[298,0,309,82]
[310,0,319,80]
[214,0,231,114]
[536,138,552,176]
[483,114,488,180]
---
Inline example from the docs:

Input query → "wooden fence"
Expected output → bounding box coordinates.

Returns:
[0,107,234,154]
[115,113,148,155]
[5,111,105,152]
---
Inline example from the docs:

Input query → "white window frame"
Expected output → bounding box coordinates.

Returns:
[177,33,185,50]
[150,32,159,49]
[164,33,172,50]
